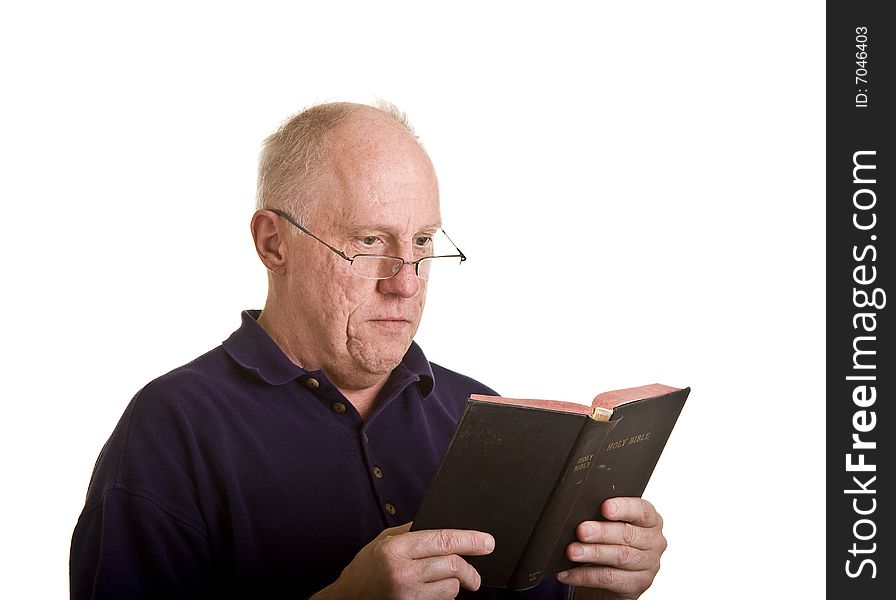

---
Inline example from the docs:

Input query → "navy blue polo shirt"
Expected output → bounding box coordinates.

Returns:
[70,310,570,599]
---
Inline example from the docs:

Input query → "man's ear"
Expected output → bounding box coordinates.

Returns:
[251,210,288,275]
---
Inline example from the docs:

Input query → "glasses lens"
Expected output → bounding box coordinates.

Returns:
[417,255,465,280]
[352,256,403,279]
[416,257,433,280]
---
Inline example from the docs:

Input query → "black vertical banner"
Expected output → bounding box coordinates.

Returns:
[827,2,894,597]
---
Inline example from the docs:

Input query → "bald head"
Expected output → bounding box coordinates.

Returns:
[256,101,428,223]
[250,102,443,400]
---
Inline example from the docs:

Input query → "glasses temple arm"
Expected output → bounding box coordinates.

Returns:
[439,229,467,261]
[268,209,353,261]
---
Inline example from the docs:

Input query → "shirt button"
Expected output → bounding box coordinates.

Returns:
[306,377,320,390]
[373,466,384,479]
[332,402,346,414]
[384,501,397,515]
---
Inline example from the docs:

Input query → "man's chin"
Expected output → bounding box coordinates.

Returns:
[347,339,412,377]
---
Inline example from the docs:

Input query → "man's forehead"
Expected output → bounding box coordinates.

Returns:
[305,111,442,232]
[310,187,441,230]
[330,196,441,228]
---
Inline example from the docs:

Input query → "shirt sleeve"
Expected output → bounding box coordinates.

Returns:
[70,486,216,600]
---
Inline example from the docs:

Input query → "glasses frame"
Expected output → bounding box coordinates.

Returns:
[268,208,467,280]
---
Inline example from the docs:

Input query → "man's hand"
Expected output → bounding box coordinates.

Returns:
[556,498,667,600]
[312,523,495,600]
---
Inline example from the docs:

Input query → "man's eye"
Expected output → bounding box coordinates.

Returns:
[359,236,380,247]
[414,236,433,247]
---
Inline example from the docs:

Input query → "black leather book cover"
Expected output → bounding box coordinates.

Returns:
[411,385,689,591]
[545,387,690,575]
[412,401,593,587]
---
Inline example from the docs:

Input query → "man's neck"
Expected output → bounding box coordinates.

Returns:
[257,308,388,421]
[340,383,386,420]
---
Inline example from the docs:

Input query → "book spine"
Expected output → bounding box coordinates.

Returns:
[507,418,616,590]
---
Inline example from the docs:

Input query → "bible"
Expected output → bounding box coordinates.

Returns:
[411,383,689,591]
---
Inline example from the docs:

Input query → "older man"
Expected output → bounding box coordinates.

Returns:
[70,102,667,599]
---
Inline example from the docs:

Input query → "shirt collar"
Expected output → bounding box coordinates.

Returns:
[396,336,435,398]
[222,310,434,395]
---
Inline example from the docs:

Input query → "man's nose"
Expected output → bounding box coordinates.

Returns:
[377,260,421,298]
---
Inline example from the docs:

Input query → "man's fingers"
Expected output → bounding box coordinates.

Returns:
[575,519,664,550]
[557,564,656,595]
[368,527,491,595]
[572,498,665,551]
[419,579,463,599]
[376,522,413,540]
[601,497,662,528]
[566,540,656,570]
[400,528,495,559]
[416,554,482,591]
[557,498,667,598]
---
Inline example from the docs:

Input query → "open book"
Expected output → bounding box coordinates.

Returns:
[411,383,690,591]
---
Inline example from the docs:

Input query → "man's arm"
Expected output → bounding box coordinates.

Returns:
[556,498,667,600]
[70,488,215,600]
[311,524,495,600]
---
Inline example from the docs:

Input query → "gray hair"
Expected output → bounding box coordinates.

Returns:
[255,100,417,224]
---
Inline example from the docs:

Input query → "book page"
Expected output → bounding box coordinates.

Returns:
[468,394,594,416]
[591,384,680,410]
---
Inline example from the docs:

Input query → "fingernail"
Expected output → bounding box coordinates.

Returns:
[570,544,583,558]
[557,571,569,581]
[583,523,595,537]
[606,500,618,517]
[483,535,495,551]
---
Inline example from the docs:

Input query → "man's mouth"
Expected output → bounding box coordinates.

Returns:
[368,317,412,330]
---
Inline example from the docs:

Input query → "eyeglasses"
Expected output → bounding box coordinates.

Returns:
[269,209,467,280]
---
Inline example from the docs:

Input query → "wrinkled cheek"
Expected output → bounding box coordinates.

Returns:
[344,305,365,345]
[314,285,351,337]
[346,323,408,362]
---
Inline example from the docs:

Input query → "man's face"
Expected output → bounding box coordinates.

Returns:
[283,116,441,391]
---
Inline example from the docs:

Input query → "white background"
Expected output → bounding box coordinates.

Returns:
[0,2,824,597]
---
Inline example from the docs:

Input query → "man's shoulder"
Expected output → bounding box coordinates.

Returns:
[141,337,241,399]
[82,339,259,503]
[111,343,242,444]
